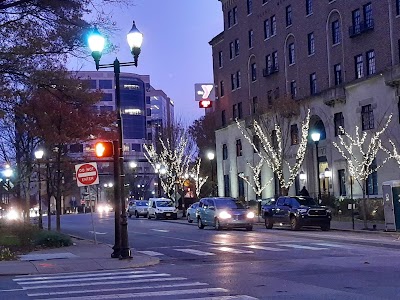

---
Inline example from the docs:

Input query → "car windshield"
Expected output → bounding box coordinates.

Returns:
[136,201,148,206]
[296,197,317,206]
[156,200,174,207]
[215,199,246,209]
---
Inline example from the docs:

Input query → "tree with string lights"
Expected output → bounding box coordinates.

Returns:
[332,114,392,229]
[238,157,273,199]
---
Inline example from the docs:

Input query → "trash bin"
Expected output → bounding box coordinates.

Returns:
[382,180,400,231]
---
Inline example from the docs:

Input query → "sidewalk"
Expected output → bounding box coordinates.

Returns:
[0,238,159,276]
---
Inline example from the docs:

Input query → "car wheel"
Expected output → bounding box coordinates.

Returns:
[246,225,253,231]
[187,214,193,223]
[197,217,205,229]
[290,216,300,230]
[321,223,331,231]
[147,212,151,219]
[135,211,139,218]
[265,216,273,229]
[215,218,222,230]
[128,212,132,218]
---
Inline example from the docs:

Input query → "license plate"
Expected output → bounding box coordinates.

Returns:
[166,213,171,216]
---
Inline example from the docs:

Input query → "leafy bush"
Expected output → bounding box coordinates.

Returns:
[0,246,15,260]
[33,231,73,248]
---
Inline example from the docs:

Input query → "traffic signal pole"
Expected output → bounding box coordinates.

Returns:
[111,140,121,258]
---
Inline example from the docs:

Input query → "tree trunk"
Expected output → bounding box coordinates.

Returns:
[280,186,288,196]
[362,180,368,229]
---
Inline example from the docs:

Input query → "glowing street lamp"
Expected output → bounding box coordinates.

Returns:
[311,132,321,202]
[34,150,44,229]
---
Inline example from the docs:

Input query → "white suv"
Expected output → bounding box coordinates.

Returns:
[147,198,178,220]
[127,200,149,218]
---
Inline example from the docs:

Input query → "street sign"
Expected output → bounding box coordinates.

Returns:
[75,162,99,187]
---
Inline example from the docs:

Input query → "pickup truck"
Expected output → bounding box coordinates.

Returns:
[261,196,331,231]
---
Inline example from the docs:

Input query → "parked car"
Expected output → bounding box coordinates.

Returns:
[147,198,178,219]
[196,197,255,231]
[261,196,331,231]
[127,200,149,218]
[186,202,199,223]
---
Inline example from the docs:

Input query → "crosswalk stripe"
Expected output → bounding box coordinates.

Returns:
[17,273,170,285]
[246,245,287,252]
[42,288,228,300]
[15,268,142,278]
[277,244,328,250]
[212,247,254,254]
[186,296,258,300]
[313,242,350,248]
[175,249,216,256]
[18,276,186,290]
[13,270,154,282]
[27,282,208,297]
[137,250,165,256]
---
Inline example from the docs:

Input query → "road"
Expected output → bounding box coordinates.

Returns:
[2,212,400,299]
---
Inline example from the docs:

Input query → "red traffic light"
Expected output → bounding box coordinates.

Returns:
[95,141,113,157]
[199,100,212,108]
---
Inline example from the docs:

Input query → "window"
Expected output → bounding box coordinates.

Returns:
[274,87,280,99]
[234,39,240,57]
[236,70,241,88]
[222,144,228,160]
[236,139,242,156]
[334,112,344,136]
[100,105,113,112]
[264,19,270,39]
[229,42,234,59]
[338,169,347,196]
[271,15,277,36]
[332,20,341,44]
[84,79,97,89]
[233,6,238,25]
[310,73,317,95]
[352,9,361,35]
[247,0,252,14]
[272,51,278,70]
[220,80,224,97]
[286,5,292,26]
[248,30,253,48]
[363,2,373,28]
[218,51,223,68]
[267,90,273,106]
[290,80,297,98]
[238,175,245,197]
[101,93,113,101]
[224,174,230,197]
[367,159,378,195]
[290,124,299,145]
[231,73,236,90]
[131,144,141,152]
[334,63,342,85]
[222,110,226,126]
[366,50,376,75]
[308,32,315,55]
[306,0,313,15]
[355,54,364,79]
[288,43,295,65]
[251,63,257,81]
[361,104,374,130]
[228,10,233,28]
[70,143,83,153]
[238,102,243,119]
[397,0,400,15]
[252,96,258,114]
[233,104,238,119]
[99,80,112,89]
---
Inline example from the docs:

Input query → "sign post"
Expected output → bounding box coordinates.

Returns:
[75,162,99,244]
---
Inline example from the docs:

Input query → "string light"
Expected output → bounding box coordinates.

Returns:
[238,157,273,197]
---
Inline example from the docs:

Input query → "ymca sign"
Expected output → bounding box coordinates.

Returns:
[75,162,99,187]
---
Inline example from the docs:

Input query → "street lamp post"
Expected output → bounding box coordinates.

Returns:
[3,165,13,206]
[207,151,215,196]
[34,150,44,229]
[88,21,143,260]
[311,132,321,202]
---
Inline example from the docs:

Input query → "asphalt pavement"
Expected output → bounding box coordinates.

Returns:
[0,216,396,276]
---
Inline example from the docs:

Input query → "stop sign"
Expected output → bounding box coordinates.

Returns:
[75,162,99,187]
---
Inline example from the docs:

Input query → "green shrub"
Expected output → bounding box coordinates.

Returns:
[33,231,73,248]
[0,246,16,260]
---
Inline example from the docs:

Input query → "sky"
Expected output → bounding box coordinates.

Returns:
[71,0,223,126]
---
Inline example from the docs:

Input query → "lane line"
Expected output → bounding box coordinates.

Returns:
[137,250,165,256]
[174,249,216,256]
[211,247,254,254]
[277,244,328,250]
[246,245,287,252]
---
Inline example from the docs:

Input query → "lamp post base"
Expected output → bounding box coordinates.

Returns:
[119,248,132,260]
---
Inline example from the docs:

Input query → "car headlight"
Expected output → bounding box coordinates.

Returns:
[326,209,332,214]
[297,208,308,214]
[219,211,232,219]
[6,209,19,221]
[246,211,255,218]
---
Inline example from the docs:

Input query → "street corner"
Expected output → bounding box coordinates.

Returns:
[93,252,160,270]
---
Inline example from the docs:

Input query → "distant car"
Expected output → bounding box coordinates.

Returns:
[196,197,255,231]
[261,196,331,231]
[147,198,178,220]
[186,202,199,223]
[127,200,149,218]
[97,203,113,213]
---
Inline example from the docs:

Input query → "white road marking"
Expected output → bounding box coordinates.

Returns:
[137,250,165,256]
[88,231,107,235]
[212,247,254,254]
[186,296,258,300]
[42,288,228,300]
[313,242,351,248]
[277,244,328,250]
[175,248,216,256]
[246,244,287,252]
[27,282,208,297]
[151,229,169,232]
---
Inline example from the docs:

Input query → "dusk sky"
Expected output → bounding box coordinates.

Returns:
[71,0,223,126]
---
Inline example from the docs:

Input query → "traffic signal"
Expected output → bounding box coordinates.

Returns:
[199,100,212,108]
[95,141,113,157]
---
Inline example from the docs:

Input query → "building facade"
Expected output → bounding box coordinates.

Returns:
[210,0,400,200]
